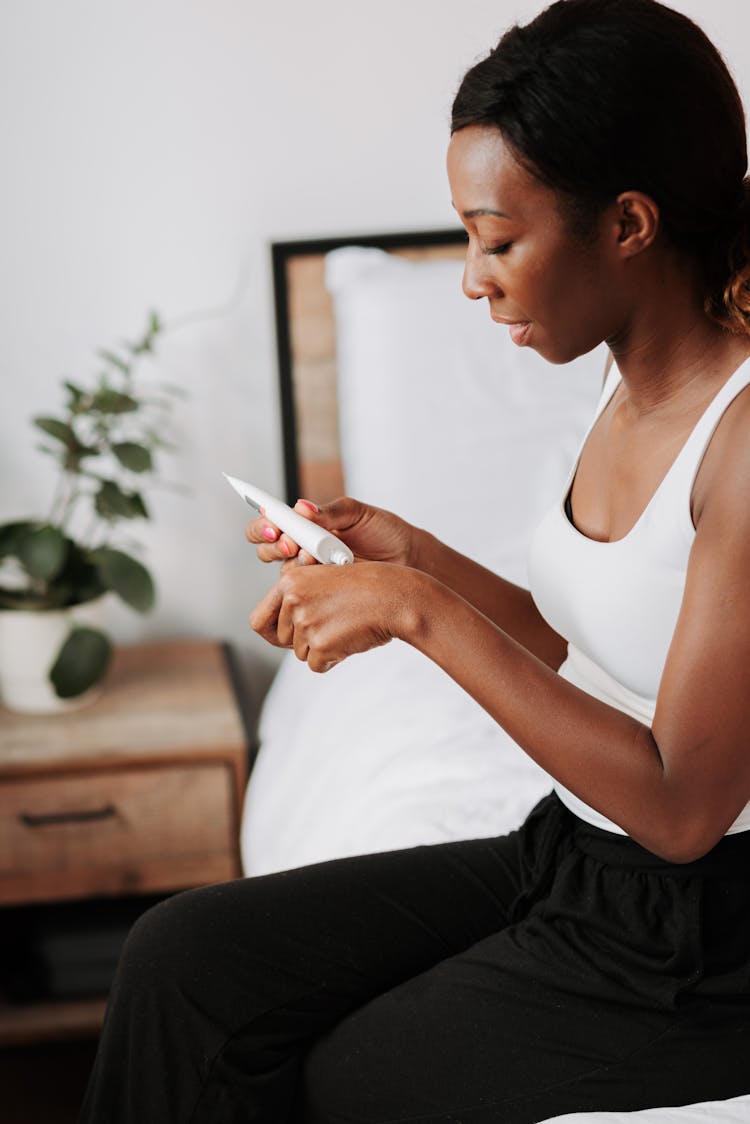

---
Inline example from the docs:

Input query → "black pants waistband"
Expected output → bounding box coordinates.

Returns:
[563,801,750,878]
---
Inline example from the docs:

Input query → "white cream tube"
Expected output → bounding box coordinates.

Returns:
[223,474,354,566]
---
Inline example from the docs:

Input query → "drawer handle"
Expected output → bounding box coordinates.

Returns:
[19,804,117,828]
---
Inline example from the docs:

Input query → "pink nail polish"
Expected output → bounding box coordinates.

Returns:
[297,498,320,513]
[280,540,291,556]
[262,525,278,541]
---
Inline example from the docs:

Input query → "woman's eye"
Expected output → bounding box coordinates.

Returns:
[482,242,513,256]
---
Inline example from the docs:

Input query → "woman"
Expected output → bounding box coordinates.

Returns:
[79,1,750,1120]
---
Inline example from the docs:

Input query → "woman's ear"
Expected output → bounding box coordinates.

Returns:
[613,191,660,257]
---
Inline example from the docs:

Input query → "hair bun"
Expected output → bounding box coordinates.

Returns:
[711,178,750,334]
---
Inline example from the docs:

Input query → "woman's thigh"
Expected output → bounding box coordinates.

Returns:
[298,929,750,1124]
[185,823,532,1018]
[81,815,548,1124]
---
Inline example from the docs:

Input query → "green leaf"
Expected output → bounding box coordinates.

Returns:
[97,349,131,375]
[0,521,37,559]
[129,335,152,356]
[64,381,92,414]
[0,528,100,606]
[34,416,77,447]
[17,524,70,581]
[129,310,162,356]
[52,542,107,608]
[90,547,155,612]
[95,481,149,520]
[91,388,139,414]
[112,442,153,473]
[34,417,98,468]
[50,626,113,698]
[64,445,101,472]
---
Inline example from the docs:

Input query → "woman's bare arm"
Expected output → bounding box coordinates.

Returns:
[410,527,568,670]
[247,498,568,670]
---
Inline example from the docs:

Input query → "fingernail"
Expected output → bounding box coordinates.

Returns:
[262,525,278,541]
[279,540,291,556]
[296,498,320,513]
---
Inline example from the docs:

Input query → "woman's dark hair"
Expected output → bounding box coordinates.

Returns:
[452,0,750,334]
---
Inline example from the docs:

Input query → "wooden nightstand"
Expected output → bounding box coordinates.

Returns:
[0,638,250,1046]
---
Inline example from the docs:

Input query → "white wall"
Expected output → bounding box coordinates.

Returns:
[1,0,749,710]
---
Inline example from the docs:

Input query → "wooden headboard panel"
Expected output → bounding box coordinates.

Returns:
[271,229,468,506]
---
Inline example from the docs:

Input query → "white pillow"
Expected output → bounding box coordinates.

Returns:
[326,246,607,583]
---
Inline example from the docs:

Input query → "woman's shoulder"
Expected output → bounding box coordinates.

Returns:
[692,357,750,531]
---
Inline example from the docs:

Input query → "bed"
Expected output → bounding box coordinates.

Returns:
[239,230,750,1124]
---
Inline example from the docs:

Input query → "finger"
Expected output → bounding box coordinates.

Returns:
[251,540,298,564]
[290,496,360,535]
[245,517,280,545]
[277,534,302,560]
[249,584,286,646]
[280,551,316,576]
[290,502,328,556]
[310,496,363,533]
[308,653,339,674]
[276,585,300,651]
[245,516,298,554]
[256,541,291,563]
[247,518,303,564]
[293,499,321,520]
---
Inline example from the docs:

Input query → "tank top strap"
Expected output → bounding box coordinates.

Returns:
[665,355,750,504]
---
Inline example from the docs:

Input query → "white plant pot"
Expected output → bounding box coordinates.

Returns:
[0,599,106,715]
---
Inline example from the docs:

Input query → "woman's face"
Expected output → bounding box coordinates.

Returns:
[447,125,617,364]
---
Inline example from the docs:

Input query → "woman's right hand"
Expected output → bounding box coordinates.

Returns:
[245,496,420,568]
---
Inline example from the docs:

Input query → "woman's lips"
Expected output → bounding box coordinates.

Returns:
[509,322,531,346]
[493,317,532,346]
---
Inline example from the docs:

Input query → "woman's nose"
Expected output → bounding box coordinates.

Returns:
[462,246,502,301]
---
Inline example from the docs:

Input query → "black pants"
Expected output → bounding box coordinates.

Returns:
[78,794,750,1123]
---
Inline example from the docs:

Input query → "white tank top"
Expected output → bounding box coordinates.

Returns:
[528,356,750,836]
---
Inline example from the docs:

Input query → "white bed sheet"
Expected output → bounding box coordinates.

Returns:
[242,640,553,876]
[544,1095,750,1123]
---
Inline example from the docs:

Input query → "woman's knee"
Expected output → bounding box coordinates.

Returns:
[116,884,227,993]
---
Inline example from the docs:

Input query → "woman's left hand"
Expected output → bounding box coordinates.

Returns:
[249,561,418,673]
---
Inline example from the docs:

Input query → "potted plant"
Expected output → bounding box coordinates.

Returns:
[0,311,181,713]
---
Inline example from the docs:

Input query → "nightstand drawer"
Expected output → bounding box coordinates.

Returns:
[0,763,240,904]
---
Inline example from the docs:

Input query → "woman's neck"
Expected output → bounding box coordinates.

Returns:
[606,254,750,418]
